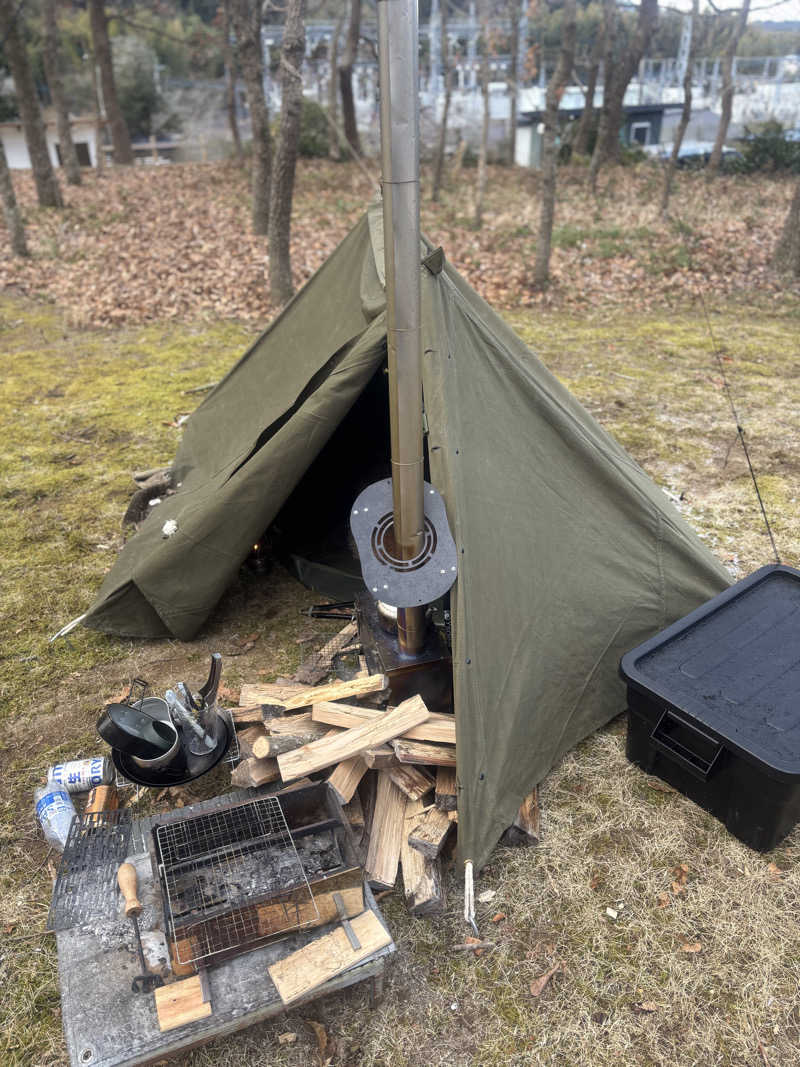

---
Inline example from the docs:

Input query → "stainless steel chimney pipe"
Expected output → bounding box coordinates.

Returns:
[377,0,426,653]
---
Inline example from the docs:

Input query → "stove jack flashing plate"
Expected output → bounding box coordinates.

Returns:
[351,479,458,608]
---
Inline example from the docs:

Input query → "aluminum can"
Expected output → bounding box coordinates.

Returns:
[47,757,113,793]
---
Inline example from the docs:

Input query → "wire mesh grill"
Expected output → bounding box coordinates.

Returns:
[47,810,132,931]
[154,796,319,964]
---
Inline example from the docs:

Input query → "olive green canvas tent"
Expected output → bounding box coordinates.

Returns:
[79,207,730,870]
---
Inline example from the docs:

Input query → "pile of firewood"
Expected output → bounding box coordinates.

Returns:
[230,670,456,917]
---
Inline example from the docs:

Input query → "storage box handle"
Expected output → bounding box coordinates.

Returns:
[650,709,723,782]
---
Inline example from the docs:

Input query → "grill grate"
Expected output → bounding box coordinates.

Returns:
[47,810,132,931]
[154,796,320,965]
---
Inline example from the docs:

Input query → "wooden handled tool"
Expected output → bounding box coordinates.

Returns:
[117,862,143,917]
[117,862,164,994]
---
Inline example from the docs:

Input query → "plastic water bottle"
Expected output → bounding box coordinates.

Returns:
[47,757,113,794]
[34,785,77,851]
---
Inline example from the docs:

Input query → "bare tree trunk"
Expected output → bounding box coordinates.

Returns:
[88,0,134,165]
[222,0,244,165]
[661,0,698,215]
[0,0,63,207]
[590,0,657,191]
[269,0,305,306]
[589,0,617,191]
[708,0,750,176]
[573,32,603,157]
[533,0,576,289]
[431,0,452,201]
[0,137,28,255]
[338,0,362,157]
[43,0,81,185]
[507,0,520,165]
[774,177,800,277]
[328,13,344,159]
[230,0,272,235]
[474,1,490,228]
[90,55,105,171]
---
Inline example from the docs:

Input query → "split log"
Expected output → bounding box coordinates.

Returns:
[281,673,387,710]
[327,755,368,804]
[230,755,280,788]
[362,745,395,769]
[253,717,332,758]
[239,681,312,706]
[435,767,458,811]
[277,695,429,781]
[230,704,267,724]
[501,788,540,847]
[400,796,446,917]
[267,712,327,735]
[388,763,435,802]
[342,790,365,834]
[447,809,458,823]
[364,771,406,888]
[392,738,456,767]
[293,620,358,685]
[408,805,452,859]
[236,725,268,759]
[313,701,456,745]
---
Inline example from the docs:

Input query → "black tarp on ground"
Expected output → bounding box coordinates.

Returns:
[82,207,730,869]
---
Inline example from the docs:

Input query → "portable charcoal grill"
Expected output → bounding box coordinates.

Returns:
[152,795,349,966]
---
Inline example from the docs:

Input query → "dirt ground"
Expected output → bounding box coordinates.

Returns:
[1,160,800,1066]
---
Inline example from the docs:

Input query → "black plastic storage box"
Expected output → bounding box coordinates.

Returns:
[620,564,800,852]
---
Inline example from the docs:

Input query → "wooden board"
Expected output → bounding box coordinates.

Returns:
[407,805,452,859]
[435,766,458,811]
[294,621,358,685]
[392,738,457,767]
[327,756,368,804]
[400,797,446,917]
[155,975,212,1032]
[268,909,392,1006]
[239,681,312,706]
[277,695,429,781]
[388,763,435,802]
[364,772,406,889]
[312,701,456,745]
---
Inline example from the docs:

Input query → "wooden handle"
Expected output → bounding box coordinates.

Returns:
[117,862,143,917]
[85,785,118,814]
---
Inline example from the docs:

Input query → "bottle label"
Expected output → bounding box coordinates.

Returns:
[36,789,73,823]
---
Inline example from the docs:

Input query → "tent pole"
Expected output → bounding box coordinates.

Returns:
[377,0,426,654]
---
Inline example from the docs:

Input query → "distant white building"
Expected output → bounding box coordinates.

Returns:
[0,111,101,169]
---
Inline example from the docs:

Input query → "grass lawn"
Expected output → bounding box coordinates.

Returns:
[2,160,800,1066]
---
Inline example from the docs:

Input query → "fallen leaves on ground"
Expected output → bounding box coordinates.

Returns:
[530,960,564,997]
[671,862,690,896]
[631,1001,659,1015]
[1,162,797,329]
[680,940,703,954]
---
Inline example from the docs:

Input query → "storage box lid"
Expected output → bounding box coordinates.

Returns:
[620,564,800,779]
